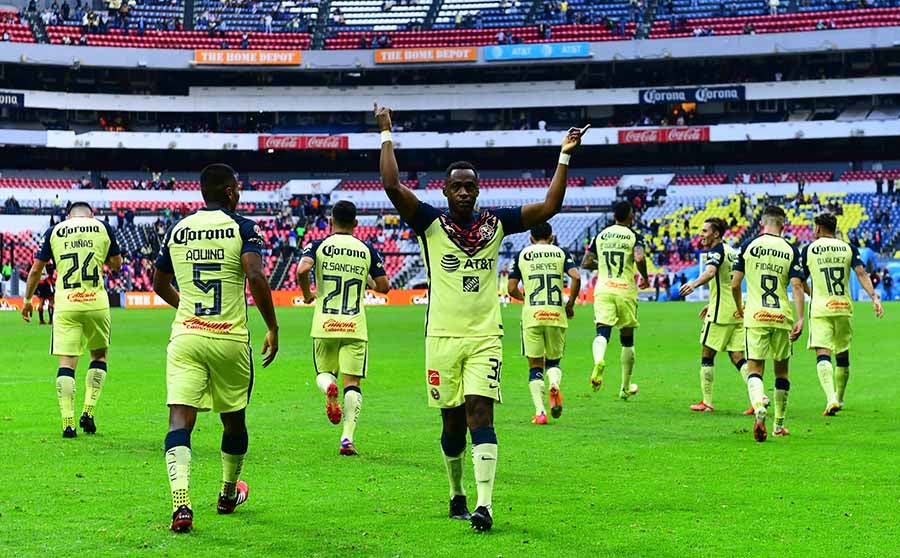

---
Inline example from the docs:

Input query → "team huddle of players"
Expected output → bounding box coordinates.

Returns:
[19,107,884,534]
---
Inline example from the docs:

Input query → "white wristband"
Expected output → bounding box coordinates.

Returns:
[380,130,393,144]
[558,152,571,166]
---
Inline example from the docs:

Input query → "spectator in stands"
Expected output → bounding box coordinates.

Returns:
[883,269,894,301]
[538,23,551,40]
[769,0,780,15]
[382,0,395,11]
[3,196,20,215]
[331,8,344,25]
[264,12,273,33]
[359,35,369,49]
[497,29,507,44]
[797,177,806,197]
[888,176,895,196]
[743,22,756,34]
[876,172,884,195]
[241,32,249,48]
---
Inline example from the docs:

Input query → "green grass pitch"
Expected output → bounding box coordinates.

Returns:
[1,302,898,557]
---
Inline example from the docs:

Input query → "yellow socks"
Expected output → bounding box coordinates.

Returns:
[471,426,498,510]
[56,368,76,430]
[165,429,192,512]
[83,361,107,417]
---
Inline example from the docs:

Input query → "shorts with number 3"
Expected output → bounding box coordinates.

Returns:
[425,336,502,408]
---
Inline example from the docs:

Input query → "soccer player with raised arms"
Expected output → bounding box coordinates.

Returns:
[507,222,580,424]
[22,201,122,438]
[679,217,755,413]
[581,201,649,399]
[731,205,805,442]
[153,164,279,532]
[376,102,588,532]
[296,200,390,456]
[801,213,883,414]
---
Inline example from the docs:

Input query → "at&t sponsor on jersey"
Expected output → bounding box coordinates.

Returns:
[440,254,494,273]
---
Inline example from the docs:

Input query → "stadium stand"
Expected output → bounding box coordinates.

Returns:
[425,177,586,189]
[45,27,311,49]
[328,0,433,31]
[0,12,35,43]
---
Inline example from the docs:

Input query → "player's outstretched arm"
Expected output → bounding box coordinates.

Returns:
[789,277,805,341]
[521,125,590,229]
[680,264,716,297]
[242,252,279,368]
[854,264,884,317]
[566,267,581,319]
[297,256,316,304]
[20,259,47,322]
[376,103,419,221]
[731,270,745,318]
[152,269,180,308]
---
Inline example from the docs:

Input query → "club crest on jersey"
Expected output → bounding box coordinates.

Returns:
[478,223,495,240]
[438,211,499,257]
[431,388,441,400]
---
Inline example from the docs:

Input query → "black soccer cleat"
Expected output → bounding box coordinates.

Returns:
[449,495,471,520]
[62,426,77,439]
[79,413,96,434]
[470,506,493,532]
[170,505,194,533]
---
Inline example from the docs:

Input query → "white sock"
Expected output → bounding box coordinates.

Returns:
[528,380,545,415]
[316,372,337,394]
[547,366,562,388]
[816,359,836,404]
[592,336,608,364]
[700,364,714,406]
[747,375,766,410]
[621,347,635,390]
[341,388,361,442]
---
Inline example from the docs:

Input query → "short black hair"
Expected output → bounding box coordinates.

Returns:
[814,212,837,233]
[66,201,93,215]
[331,200,357,226]
[762,205,786,219]
[613,201,633,222]
[705,217,726,236]
[445,161,479,179]
[200,163,238,204]
[530,222,553,240]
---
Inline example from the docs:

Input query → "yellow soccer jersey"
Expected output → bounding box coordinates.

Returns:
[802,237,863,318]
[302,233,386,341]
[410,202,525,338]
[704,242,741,325]
[588,224,644,300]
[35,217,120,313]
[509,244,577,329]
[734,234,804,330]
[155,208,264,343]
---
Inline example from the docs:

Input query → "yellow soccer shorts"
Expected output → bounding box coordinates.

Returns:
[313,337,368,377]
[521,325,567,360]
[594,293,639,329]
[807,316,853,354]
[425,336,502,408]
[166,334,253,413]
[744,326,792,362]
[700,321,744,354]
[51,309,111,356]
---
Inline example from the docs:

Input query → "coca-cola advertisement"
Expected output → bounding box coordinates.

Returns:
[618,127,710,144]
[258,135,349,151]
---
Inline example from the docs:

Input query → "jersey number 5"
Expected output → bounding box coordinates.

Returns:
[192,263,222,316]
